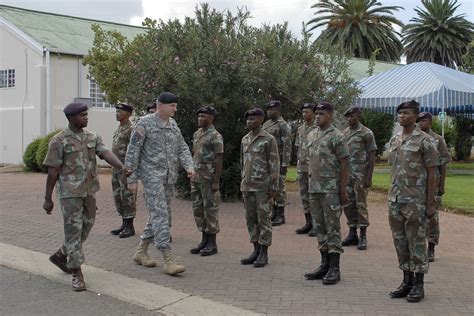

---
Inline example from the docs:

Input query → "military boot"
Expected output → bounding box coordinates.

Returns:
[271,206,286,226]
[133,239,157,267]
[110,218,125,235]
[406,273,425,303]
[200,233,218,256]
[295,213,313,234]
[389,271,414,298]
[240,243,260,265]
[253,245,268,267]
[342,227,358,246]
[322,253,341,285]
[304,251,329,280]
[71,267,86,292]
[308,226,317,237]
[427,243,435,262]
[190,232,208,254]
[49,249,72,274]
[357,227,368,250]
[162,250,185,275]
[119,218,135,238]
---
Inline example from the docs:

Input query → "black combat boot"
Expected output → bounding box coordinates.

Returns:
[49,249,72,274]
[271,206,286,226]
[389,271,414,298]
[357,227,368,250]
[241,243,260,265]
[190,232,208,254]
[110,218,125,235]
[119,218,135,238]
[406,273,425,303]
[253,245,268,267]
[304,251,329,280]
[270,204,277,222]
[341,227,358,246]
[200,233,218,256]
[322,253,341,285]
[308,227,317,237]
[295,213,313,234]
[427,243,435,262]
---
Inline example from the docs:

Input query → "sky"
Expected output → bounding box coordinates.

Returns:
[2,0,473,40]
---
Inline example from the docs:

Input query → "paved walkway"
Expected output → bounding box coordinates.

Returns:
[1,173,473,315]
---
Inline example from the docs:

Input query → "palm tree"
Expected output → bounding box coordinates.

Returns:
[308,0,404,62]
[403,0,474,68]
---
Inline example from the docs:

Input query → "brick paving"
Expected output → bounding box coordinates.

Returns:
[1,172,473,315]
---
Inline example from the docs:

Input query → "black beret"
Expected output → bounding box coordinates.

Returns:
[344,106,361,116]
[115,103,133,113]
[197,105,218,117]
[244,108,265,118]
[157,92,179,104]
[63,102,88,116]
[301,103,316,111]
[396,100,419,113]
[416,111,433,122]
[147,102,157,111]
[314,101,334,112]
[266,100,282,109]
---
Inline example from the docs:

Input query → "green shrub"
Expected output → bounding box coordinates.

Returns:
[453,117,473,161]
[361,111,395,157]
[23,138,42,172]
[35,129,62,173]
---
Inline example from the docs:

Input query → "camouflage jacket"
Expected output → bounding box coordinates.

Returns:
[342,123,377,181]
[388,126,440,203]
[240,128,280,192]
[307,124,349,193]
[112,121,132,165]
[295,121,317,173]
[262,117,292,167]
[125,114,193,185]
[43,126,109,199]
[192,124,224,183]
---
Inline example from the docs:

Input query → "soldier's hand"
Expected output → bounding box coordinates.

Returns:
[438,185,445,196]
[187,169,195,179]
[128,182,138,191]
[340,191,349,206]
[122,165,132,177]
[426,204,435,218]
[211,182,220,192]
[43,198,54,215]
[280,166,288,175]
[364,178,372,188]
[267,189,277,199]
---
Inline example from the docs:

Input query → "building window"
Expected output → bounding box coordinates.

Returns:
[0,69,15,88]
[89,79,111,108]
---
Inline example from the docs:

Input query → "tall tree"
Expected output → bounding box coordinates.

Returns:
[308,0,404,62]
[403,0,474,68]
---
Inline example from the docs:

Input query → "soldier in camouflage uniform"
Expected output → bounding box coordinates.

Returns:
[190,105,224,256]
[417,112,451,262]
[262,100,292,226]
[294,103,318,235]
[388,101,439,303]
[43,102,129,291]
[240,108,280,268]
[110,103,137,238]
[304,101,349,285]
[341,106,377,250]
[126,92,194,275]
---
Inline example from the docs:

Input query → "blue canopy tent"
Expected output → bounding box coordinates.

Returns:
[355,62,474,119]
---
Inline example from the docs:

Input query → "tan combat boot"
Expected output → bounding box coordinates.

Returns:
[133,239,157,267]
[162,250,185,275]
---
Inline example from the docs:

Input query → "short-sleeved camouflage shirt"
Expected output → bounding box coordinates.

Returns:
[307,124,349,193]
[342,123,377,180]
[43,126,109,199]
[262,117,292,167]
[295,121,317,173]
[388,127,440,203]
[192,124,224,183]
[427,129,452,193]
[112,121,132,164]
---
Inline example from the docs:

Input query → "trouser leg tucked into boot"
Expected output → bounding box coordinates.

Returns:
[342,227,358,246]
[389,271,414,298]
[49,249,72,274]
[119,218,135,238]
[357,227,368,250]
[295,213,313,234]
[190,232,208,254]
[406,273,425,303]
[110,218,125,235]
[427,243,435,262]
[322,253,341,285]
[271,206,286,226]
[133,239,157,267]
[162,250,185,275]
[304,251,329,280]
[71,267,86,292]
[241,242,260,265]
[200,233,218,256]
[253,245,268,267]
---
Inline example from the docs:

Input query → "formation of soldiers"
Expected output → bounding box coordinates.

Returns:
[42,94,449,304]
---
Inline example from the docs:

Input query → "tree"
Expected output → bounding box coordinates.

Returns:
[308,0,404,62]
[403,0,474,68]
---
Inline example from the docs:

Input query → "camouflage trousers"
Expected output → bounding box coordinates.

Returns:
[242,191,272,246]
[344,180,369,228]
[388,202,429,274]
[309,192,343,254]
[274,172,287,208]
[59,195,96,269]
[141,178,174,251]
[297,172,310,215]
[427,196,442,245]
[191,181,220,234]
[111,169,137,219]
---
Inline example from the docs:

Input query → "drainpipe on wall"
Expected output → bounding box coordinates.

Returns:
[45,48,51,134]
